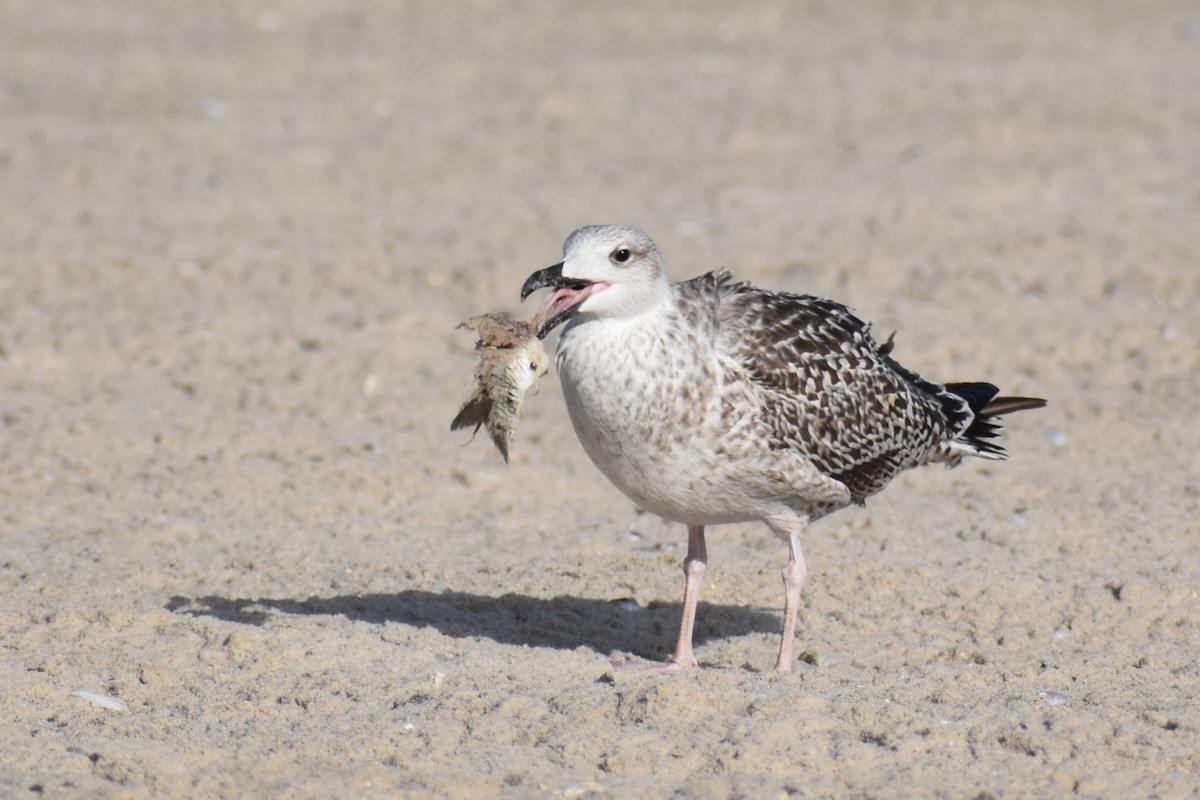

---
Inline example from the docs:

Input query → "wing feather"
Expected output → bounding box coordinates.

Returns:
[698,273,966,500]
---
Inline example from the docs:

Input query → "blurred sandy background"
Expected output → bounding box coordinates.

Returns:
[2,1,1198,797]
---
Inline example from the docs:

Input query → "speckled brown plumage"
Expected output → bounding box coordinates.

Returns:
[695,268,1029,504]
[520,225,1045,672]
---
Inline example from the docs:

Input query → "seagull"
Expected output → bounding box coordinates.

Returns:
[520,225,1045,672]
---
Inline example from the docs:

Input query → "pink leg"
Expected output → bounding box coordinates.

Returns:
[774,532,807,673]
[618,525,706,672]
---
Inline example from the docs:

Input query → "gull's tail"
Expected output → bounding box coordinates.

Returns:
[944,382,1046,460]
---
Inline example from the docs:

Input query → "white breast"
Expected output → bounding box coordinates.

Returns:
[554,311,766,525]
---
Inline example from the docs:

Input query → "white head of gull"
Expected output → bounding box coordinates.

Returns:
[521,224,1045,672]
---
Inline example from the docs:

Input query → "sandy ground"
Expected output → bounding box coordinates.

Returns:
[3,1,1199,797]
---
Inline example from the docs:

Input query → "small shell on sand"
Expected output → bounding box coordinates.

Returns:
[71,689,129,711]
[452,313,549,462]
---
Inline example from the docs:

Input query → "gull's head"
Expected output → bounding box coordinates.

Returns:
[520,225,670,338]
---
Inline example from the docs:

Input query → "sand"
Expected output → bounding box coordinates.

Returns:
[2,1,1198,797]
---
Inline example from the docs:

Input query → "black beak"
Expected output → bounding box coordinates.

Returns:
[521,262,574,301]
[520,262,595,339]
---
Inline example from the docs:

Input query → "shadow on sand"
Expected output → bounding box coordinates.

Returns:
[166,590,780,662]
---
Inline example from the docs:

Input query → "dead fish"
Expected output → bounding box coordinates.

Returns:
[452,313,550,462]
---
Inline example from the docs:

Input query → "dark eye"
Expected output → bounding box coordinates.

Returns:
[611,248,632,264]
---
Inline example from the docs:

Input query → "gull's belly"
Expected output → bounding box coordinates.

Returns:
[557,327,764,524]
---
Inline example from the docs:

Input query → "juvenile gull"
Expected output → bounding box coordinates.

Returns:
[520,225,1045,672]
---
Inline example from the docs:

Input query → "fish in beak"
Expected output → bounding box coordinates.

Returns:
[520,263,605,339]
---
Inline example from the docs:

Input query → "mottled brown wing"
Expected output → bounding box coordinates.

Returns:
[708,273,966,500]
